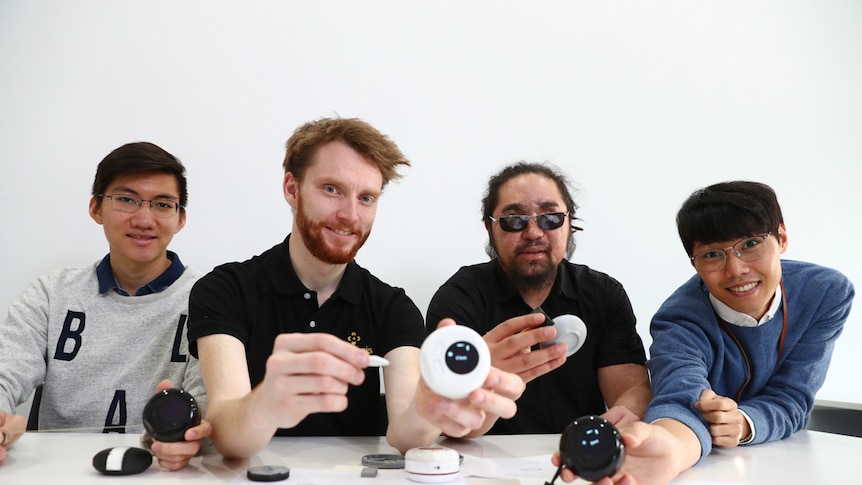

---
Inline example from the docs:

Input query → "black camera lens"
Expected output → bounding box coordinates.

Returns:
[559,415,625,481]
[142,388,201,442]
[445,341,479,374]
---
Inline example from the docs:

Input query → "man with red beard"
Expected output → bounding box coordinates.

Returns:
[187,117,524,460]
[427,162,651,434]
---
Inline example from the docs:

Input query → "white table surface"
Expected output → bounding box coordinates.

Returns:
[2,430,859,484]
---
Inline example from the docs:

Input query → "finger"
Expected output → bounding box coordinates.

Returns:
[156,456,191,471]
[468,388,516,419]
[417,397,480,438]
[152,440,200,459]
[698,388,717,402]
[434,318,456,330]
[155,379,173,393]
[514,348,567,383]
[267,373,353,398]
[267,349,365,387]
[482,369,525,401]
[184,420,213,441]
[484,313,547,344]
[273,333,369,368]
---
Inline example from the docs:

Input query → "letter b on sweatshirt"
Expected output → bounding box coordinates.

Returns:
[54,310,85,361]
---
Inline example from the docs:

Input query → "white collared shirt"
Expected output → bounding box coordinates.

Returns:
[709,283,782,328]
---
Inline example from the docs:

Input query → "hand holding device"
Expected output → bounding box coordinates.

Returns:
[420,325,491,400]
[532,307,587,357]
[142,388,202,442]
[548,415,625,483]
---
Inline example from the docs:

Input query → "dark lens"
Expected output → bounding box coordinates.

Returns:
[499,216,528,232]
[537,212,565,230]
[445,341,479,374]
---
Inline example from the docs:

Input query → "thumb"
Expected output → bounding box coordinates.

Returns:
[155,379,173,393]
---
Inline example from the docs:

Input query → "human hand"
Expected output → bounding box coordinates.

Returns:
[694,389,748,447]
[416,319,525,438]
[148,380,214,471]
[550,421,682,485]
[254,333,370,430]
[602,405,641,428]
[483,313,567,383]
[0,409,26,465]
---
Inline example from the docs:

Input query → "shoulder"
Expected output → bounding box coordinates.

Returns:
[781,259,854,304]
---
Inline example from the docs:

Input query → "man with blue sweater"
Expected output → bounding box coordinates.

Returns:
[552,180,854,484]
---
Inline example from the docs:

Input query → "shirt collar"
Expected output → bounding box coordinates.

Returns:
[271,234,363,305]
[709,283,782,328]
[96,251,185,296]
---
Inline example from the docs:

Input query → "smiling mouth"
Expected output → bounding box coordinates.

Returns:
[729,281,758,293]
[329,227,355,237]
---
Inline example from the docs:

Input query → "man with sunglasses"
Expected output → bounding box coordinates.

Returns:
[427,162,651,434]
[0,142,211,469]
[551,180,855,484]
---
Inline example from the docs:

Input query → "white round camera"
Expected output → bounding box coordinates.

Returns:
[420,325,491,400]
[540,314,587,357]
[405,446,460,483]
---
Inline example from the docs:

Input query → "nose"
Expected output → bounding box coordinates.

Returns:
[723,250,749,275]
[521,216,545,239]
[337,198,360,222]
[129,203,156,227]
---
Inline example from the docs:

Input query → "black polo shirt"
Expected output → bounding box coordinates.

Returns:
[426,260,646,434]
[188,235,425,436]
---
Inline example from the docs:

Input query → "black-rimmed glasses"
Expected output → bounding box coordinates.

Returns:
[99,194,181,218]
[690,232,772,272]
[488,212,569,233]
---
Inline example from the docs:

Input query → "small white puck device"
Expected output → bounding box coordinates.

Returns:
[541,314,587,357]
[405,446,460,483]
[420,325,491,400]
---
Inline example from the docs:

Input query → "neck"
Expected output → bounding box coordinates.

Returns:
[110,254,171,294]
[288,232,346,305]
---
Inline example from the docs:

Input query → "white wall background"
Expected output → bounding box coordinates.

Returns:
[1,1,860,403]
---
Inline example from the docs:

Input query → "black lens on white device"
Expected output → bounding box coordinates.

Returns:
[557,415,625,482]
[445,341,479,374]
[142,388,201,442]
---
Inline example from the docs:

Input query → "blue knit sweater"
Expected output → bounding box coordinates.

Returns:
[644,259,854,461]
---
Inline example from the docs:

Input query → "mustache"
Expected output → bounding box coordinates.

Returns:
[516,241,550,253]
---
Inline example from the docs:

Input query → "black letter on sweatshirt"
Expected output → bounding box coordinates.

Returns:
[104,390,127,434]
[53,310,85,361]
[171,314,188,363]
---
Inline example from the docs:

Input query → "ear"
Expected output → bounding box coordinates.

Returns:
[174,208,187,234]
[776,223,788,253]
[283,172,299,209]
[89,197,104,225]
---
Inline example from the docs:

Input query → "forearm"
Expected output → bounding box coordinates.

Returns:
[609,383,652,419]
[386,399,442,454]
[653,419,702,474]
[206,390,277,460]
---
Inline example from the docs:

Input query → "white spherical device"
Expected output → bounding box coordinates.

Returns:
[420,325,491,400]
[541,314,587,357]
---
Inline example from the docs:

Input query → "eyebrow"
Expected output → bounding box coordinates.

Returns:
[499,201,560,214]
[109,186,179,201]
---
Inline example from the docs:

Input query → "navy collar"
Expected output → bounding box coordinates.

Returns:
[96,251,185,296]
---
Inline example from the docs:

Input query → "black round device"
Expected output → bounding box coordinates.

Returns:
[558,415,625,481]
[142,388,201,442]
[445,340,480,374]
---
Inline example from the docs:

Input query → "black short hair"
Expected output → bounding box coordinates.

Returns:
[677,180,783,256]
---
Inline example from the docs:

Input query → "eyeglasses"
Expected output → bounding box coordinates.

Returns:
[99,194,182,218]
[690,233,772,272]
[488,212,569,233]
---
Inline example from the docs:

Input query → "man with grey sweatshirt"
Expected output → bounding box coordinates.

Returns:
[0,142,211,470]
